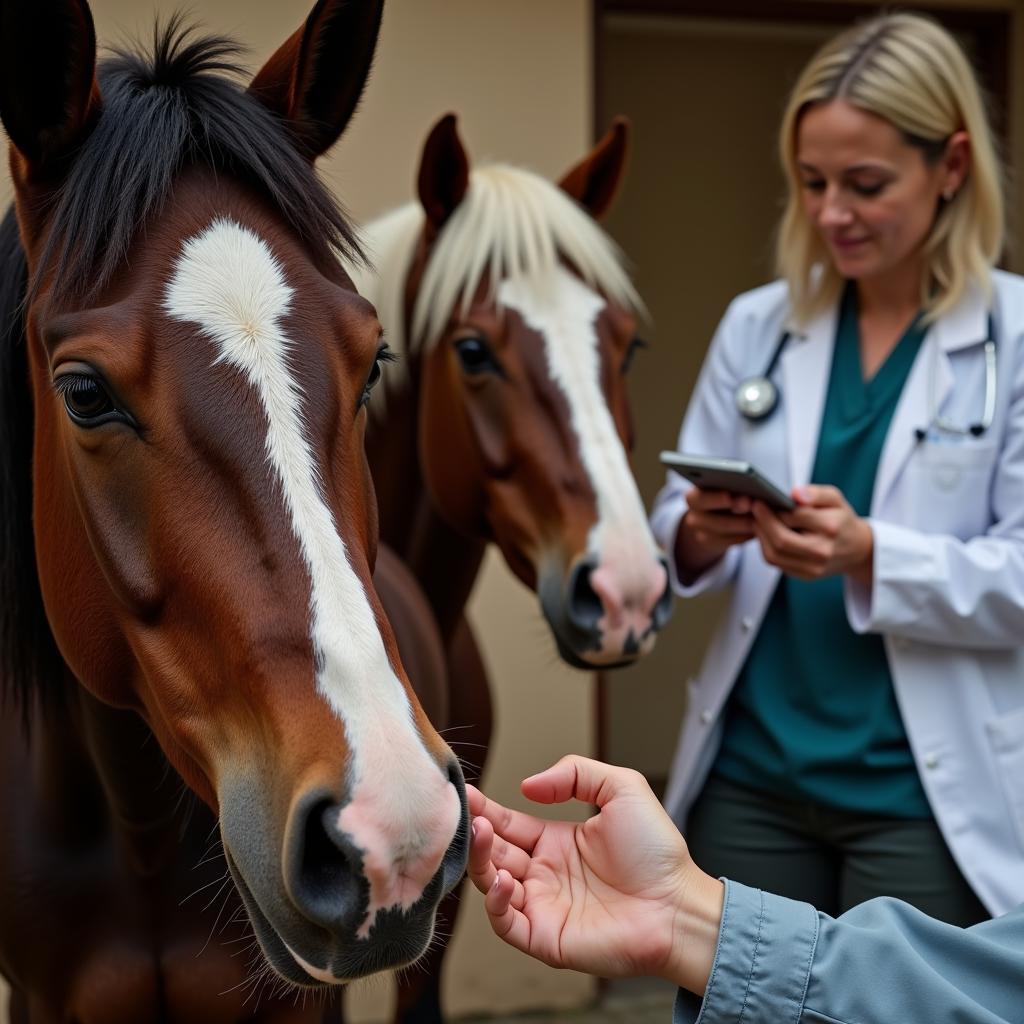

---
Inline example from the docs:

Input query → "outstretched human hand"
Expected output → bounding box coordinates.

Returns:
[466,755,724,994]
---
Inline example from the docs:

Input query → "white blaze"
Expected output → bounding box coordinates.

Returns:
[498,268,662,650]
[164,219,458,957]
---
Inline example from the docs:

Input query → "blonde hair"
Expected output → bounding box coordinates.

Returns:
[352,163,641,402]
[776,12,1004,325]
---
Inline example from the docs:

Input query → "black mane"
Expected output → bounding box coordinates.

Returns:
[1,20,366,721]
[40,19,365,305]
[0,207,62,727]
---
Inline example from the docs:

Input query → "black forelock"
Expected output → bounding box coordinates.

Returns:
[34,14,366,305]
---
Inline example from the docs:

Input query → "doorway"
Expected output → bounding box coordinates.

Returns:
[593,0,1014,791]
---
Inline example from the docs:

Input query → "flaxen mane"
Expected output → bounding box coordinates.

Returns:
[353,163,642,401]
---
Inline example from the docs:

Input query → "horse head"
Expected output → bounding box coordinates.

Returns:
[0,0,467,988]
[361,114,672,668]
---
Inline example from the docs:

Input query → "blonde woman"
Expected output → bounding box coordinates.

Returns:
[651,12,1024,924]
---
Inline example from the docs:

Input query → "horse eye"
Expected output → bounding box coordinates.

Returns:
[55,374,121,426]
[621,336,648,375]
[359,343,394,408]
[454,336,501,376]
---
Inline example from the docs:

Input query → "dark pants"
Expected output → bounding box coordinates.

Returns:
[686,773,990,926]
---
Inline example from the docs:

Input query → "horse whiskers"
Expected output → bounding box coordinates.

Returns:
[201,876,231,914]
[224,905,249,928]
[246,958,286,1015]
[456,754,482,779]
[204,816,222,845]
[193,828,226,867]
[228,944,275,1006]
[193,847,226,870]
[197,880,239,957]
[179,869,229,907]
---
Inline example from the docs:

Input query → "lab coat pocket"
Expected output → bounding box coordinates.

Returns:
[905,441,997,537]
[986,705,1024,853]
[916,438,996,470]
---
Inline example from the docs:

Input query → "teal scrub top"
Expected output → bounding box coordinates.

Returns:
[713,286,932,817]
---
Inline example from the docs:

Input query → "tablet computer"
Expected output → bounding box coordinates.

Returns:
[659,451,795,511]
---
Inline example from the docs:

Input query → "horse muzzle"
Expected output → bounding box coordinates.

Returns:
[540,554,673,668]
[220,758,469,986]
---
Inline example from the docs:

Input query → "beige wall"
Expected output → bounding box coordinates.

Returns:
[0,1,594,1020]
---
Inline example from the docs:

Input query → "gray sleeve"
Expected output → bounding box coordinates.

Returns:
[673,880,818,1023]
[675,880,1024,1024]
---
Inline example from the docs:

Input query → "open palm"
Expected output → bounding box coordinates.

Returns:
[466,756,710,982]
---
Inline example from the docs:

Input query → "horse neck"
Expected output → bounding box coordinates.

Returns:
[406,499,486,642]
[35,678,194,876]
[366,353,427,554]
[367,371,485,638]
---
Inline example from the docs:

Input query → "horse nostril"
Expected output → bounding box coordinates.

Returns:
[652,557,674,631]
[446,757,466,791]
[567,559,603,633]
[440,758,470,890]
[289,795,365,932]
[304,800,350,892]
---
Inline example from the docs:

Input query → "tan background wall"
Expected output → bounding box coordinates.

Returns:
[0,1,595,1020]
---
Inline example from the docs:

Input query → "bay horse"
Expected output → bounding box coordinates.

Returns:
[0,1,469,1020]
[353,115,673,1023]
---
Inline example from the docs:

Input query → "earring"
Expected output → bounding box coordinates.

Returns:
[943,186,956,201]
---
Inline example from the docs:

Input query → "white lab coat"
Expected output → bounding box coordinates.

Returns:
[650,271,1024,916]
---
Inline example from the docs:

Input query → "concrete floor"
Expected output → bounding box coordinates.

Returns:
[458,983,677,1024]
[458,1001,675,1023]
[0,979,679,1023]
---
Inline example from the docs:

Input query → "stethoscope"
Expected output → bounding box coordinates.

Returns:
[735,316,998,440]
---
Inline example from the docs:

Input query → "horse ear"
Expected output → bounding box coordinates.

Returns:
[0,0,101,178]
[417,113,470,238]
[249,0,384,161]
[558,117,630,220]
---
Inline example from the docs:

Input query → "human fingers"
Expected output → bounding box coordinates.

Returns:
[522,755,653,810]
[490,831,533,879]
[754,521,831,579]
[729,493,753,515]
[467,784,486,816]
[467,785,546,853]
[754,509,824,565]
[752,501,817,553]
[777,504,838,535]
[688,508,755,538]
[687,485,752,513]
[792,484,844,508]
[686,487,740,513]
[470,820,530,908]
[468,815,498,895]
[484,870,533,953]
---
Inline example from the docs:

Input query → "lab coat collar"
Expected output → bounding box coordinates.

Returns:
[782,277,991,353]
[930,279,990,353]
[780,302,837,491]
[776,279,990,502]
[874,280,990,510]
